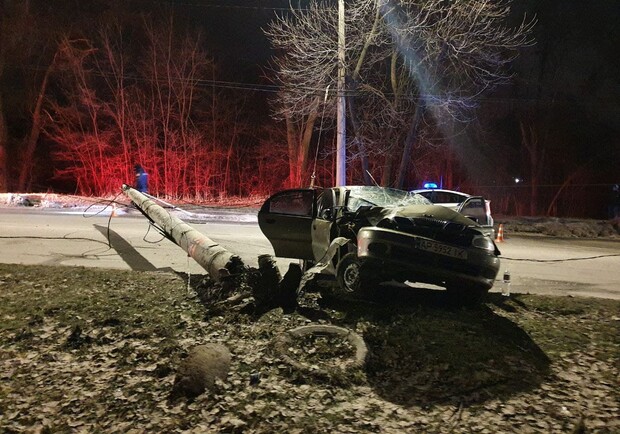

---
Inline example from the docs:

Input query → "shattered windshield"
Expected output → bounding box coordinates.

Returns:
[346,186,431,212]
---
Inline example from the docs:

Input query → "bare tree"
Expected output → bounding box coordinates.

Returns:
[45,13,226,197]
[0,0,57,192]
[45,11,267,199]
[0,0,99,193]
[0,0,22,192]
[266,0,534,187]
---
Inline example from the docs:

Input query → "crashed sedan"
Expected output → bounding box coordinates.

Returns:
[258,186,501,304]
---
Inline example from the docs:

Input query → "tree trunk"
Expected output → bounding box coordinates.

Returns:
[17,57,54,191]
[285,103,319,189]
[0,2,8,193]
[0,92,7,193]
[346,88,371,186]
[349,6,380,187]
[285,112,299,187]
[395,103,424,189]
[298,105,319,187]
[381,154,393,187]
[519,120,544,216]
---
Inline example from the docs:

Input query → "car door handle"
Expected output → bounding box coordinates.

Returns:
[266,218,276,224]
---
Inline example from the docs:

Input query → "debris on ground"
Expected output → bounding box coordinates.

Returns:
[170,343,232,400]
[1,264,618,433]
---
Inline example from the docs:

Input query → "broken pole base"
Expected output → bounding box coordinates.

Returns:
[251,255,299,313]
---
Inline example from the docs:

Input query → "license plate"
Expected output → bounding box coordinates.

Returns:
[416,239,467,260]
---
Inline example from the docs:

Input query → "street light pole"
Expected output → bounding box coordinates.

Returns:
[336,0,346,186]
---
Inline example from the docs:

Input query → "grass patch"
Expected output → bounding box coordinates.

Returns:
[489,293,620,361]
[1,264,618,433]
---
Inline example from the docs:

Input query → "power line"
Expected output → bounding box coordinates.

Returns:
[129,0,311,12]
[501,254,620,262]
[14,62,598,103]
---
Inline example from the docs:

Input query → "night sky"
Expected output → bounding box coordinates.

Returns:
[174,1,292,77]
[181,0,620,97]
[180,0,620,156]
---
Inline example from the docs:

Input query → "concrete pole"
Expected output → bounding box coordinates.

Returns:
[336,0,347,186]
[121,184,244,281]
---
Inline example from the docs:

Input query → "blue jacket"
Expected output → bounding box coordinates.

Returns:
[134,166,149,193]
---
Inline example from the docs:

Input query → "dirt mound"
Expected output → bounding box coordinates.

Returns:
[498,217,620,238]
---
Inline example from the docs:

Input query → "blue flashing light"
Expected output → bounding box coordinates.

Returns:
[423,182,438,189]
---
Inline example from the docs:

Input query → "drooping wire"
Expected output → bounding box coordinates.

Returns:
[187,254,192,294]
[81,191,170,247]
[500,254,620,262]
[81,192,125,248]
[142,192,196,217]
[310,85,331,188]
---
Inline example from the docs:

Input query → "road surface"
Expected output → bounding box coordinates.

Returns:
[0,207,618,299]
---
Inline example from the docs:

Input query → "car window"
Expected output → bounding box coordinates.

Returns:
[431,192,465,204]
[268,190,314,216]
[316,190,334,217]
[417,191,433,200]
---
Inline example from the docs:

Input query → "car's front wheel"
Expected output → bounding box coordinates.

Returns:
[336,253,382,297]
[336,253,361,293]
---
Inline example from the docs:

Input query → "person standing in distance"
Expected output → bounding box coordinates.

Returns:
[134,164,149,193]
[610,184,620,219]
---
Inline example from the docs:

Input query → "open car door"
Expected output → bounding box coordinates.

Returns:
[258,189,316,260]
[458,196,489,225]
[458,196,494,238]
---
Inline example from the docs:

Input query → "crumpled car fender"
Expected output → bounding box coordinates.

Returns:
[305,236,350,275]
[297,237,350,295]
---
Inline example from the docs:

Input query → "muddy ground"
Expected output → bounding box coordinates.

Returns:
[496,216,620,239]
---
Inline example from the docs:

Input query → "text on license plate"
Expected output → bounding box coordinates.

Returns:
[416,239,467,260]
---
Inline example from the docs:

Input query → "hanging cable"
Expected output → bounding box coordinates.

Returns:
[500,254,620,263]
[142,192,196,217]
[310,85,331,188]
[187,254,192,294]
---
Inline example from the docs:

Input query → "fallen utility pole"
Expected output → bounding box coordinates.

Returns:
[121,184,244,281]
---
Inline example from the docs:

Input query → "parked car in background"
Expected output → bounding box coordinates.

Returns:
[412,189,494,238]
[258,186,501,304]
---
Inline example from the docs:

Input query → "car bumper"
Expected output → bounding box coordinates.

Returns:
[356,227,500,289]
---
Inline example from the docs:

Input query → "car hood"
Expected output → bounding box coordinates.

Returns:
[357,204,500,255]
[361,204,479,228]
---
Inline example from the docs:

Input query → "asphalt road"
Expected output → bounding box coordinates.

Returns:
[1,207,619,299]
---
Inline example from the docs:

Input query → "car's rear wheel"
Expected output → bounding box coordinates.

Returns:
[446,283,489,306]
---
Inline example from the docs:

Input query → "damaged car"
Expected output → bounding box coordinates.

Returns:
[258,186,501,304]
